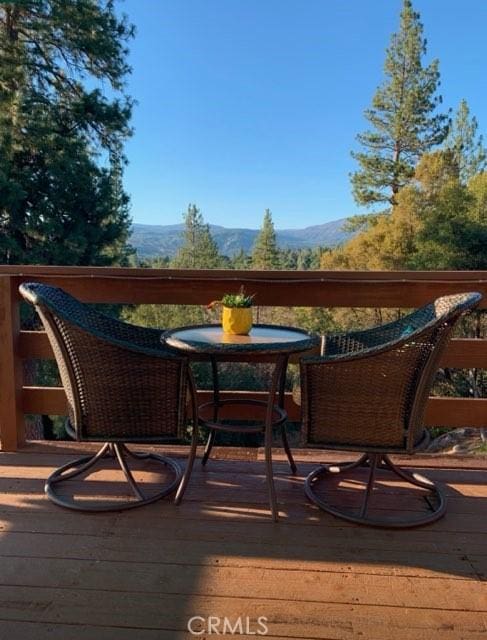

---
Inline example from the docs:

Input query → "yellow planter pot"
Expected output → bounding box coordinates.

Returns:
[222,306,253,335]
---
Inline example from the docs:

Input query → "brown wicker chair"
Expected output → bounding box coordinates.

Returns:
[299,292,482,528]
[20,282,198,512]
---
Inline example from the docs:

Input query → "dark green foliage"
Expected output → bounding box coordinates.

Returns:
[251,209,280,269]
[445,99,487,184]
[231,248,252,270]
[172,204,223,269]
[351,0,449,208]
[0,1,134,265]
[278,247,324,270]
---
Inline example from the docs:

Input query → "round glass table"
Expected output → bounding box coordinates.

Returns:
[163,324,319,521]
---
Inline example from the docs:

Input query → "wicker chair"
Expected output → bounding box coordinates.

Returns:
[19,282,198,512]
[299,292,482,528]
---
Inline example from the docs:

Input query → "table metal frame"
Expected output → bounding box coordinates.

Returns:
[164,324,318,521]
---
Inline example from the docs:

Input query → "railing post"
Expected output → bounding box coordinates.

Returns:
[0,275,24,451]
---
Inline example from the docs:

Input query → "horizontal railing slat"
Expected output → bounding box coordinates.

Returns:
[23,387,67,415]
[424,397,487,429]
[21,386,487,428]
[8,268,487,307]
[19,331,53,360]
[439,339,487,369]
[19,331,487,369]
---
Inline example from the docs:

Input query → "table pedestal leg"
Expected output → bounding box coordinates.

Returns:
[202,356,219,467]
[278,355,297,474]
[265,354,288,522]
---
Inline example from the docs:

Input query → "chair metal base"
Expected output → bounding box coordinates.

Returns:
[45,442,182,512]
[305,453,447,528]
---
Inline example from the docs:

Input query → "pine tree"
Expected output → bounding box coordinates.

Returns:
[251,209,280,270]
[232,248,251,270]
[351,0,449,208]
[445,99,487,183]
[172,204,222,269]
[280,248,298,270]
[0,1,134,265]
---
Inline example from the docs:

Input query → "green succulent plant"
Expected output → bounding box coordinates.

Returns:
[207,286,255,309]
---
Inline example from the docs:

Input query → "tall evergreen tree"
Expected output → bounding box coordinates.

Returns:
[280,248,298,270]
[251,209,280,270]
[172,204,222,269]
[351,0,449,208]
[0,1,134,265]
[445,99,487,184]
[232,248,251,270]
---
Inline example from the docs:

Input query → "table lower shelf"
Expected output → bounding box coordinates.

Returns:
[198,398,287,433]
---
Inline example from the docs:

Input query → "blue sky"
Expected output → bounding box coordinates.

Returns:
[121,0,487,229]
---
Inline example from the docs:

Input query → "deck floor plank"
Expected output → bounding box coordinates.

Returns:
[0,585,485,639]
[0,443,486,639]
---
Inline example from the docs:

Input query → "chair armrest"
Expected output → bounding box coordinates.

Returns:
[324,326,404,358]
[87,319,178,360]
[321,309,437,358]
[307,334,412,366]
[19,282,172,358]
[53,309,176,360]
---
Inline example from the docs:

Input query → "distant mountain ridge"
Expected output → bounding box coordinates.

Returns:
[130,217,353,258]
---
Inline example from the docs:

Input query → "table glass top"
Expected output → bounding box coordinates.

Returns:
[164,324,317,354]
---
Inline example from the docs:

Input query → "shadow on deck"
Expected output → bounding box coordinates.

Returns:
[0,442,486,639]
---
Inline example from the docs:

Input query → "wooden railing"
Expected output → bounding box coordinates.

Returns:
[1,266,486,451]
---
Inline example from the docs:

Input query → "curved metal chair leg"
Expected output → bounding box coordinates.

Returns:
[201,428,216,467]
[175,421,199,505]
[280,424,297,474]
[320,453,369,474]
[382,454,438,488]
[175,374,200,505]
[359,453,378,518]
[305,452,447,528]
[118,443,152,460]
[174,373,199,504]
[113,443,146,500]
[47,442,111,483]
[381,454,447,521]
[107,443,117,458]
[45,442,182,512]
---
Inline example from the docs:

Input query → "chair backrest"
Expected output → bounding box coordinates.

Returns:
[20,282,189,443]
[300,292,482,453]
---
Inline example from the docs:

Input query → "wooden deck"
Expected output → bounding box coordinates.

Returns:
[0,442,486,639]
